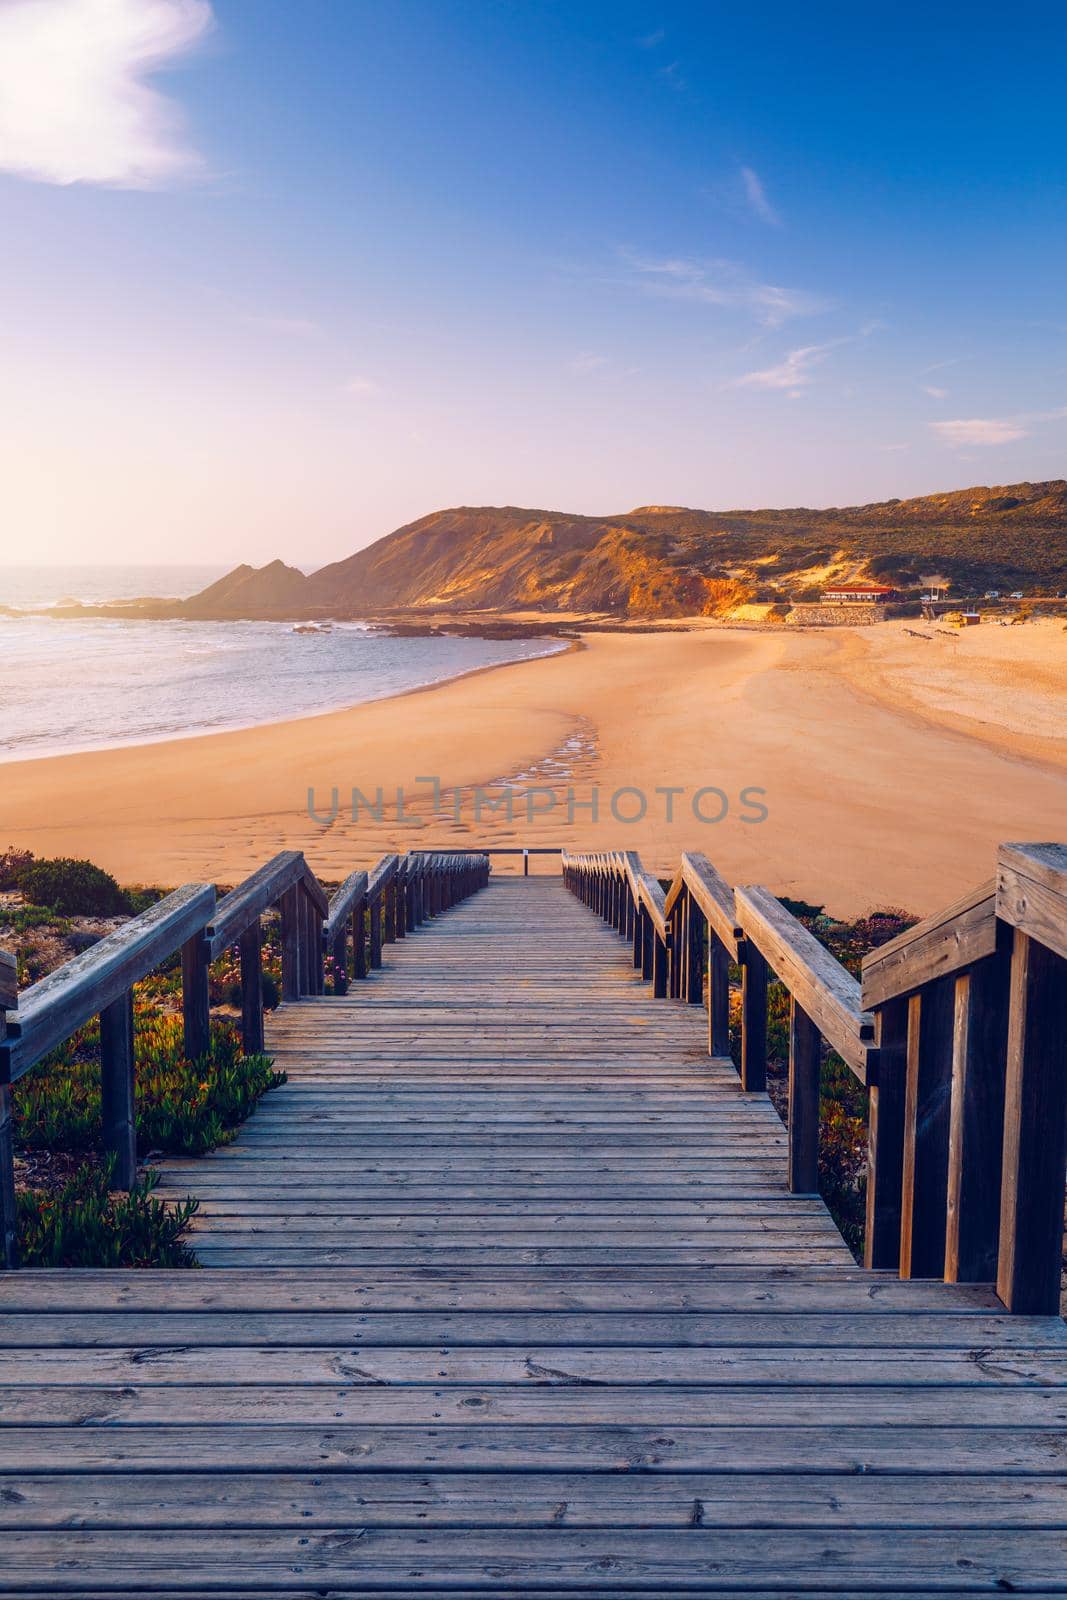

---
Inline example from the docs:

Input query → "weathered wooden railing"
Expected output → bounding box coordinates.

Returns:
[562,842,1067,1315]
[0,850,488,1269]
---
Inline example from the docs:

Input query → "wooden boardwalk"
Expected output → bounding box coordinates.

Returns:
[1,877,1065,1595]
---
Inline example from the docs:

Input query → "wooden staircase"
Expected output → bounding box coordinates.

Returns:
[0,875,1065,1594]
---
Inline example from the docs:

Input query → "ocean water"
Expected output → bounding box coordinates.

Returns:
[0,565,566,763]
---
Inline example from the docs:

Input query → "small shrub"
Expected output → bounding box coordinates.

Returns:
[18,1158,198,1268]
[0,904,71,937]
[0,845,34,891]
[16,857,129,918]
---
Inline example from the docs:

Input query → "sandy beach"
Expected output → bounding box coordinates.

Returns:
[2,620,1065,917]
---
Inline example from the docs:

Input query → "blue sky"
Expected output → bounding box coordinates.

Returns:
[1,0,1065,566]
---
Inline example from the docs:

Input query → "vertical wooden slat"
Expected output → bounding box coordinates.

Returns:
[865,996,908,1270]
[708,931,731,1058]
[100,988,137,1191]
[0,972,16,1269]
[238,920,265,1051]
[181,934,211,1063]
[788,999,821,1194]
[0,1076,15,1271]
[686,902,705,1004]
[352,898,367,980]
[996,931,1067,1314]
[384,881,397,943]
[369,892,383,969]
[298,891,313,995]
[279,885,301,1002]
[945,933,1011,1283]
[740,941,768,1092]
[899,975,955,1279]
[652,928,668,999]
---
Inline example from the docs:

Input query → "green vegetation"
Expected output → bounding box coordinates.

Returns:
[16,856,129,917]
[5,858,287,1268]
[17,1158,198,1269]
[15,1009,284,1156]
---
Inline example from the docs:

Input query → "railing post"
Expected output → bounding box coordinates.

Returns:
[686,902,705,1004]
[652,927,668,999]
[181,933,211,1062]
[788,999,821,1193]
[352,894,367,979]
[239,919,266,1049]
[996,929,1067,1314]
[395,865,407,940]
[899,976,955,1279]
[384,879,397,942]
[280,884,302,1002]
[328,916,348,998]
[865,997,908,1270]
[632,895,643,969]
[100,988,137,1190]
[739,939,768,1092]
[668,903,682,998]
[0,952,18,1270]
[369,890,383,968]
[945,932,1011,1283]
[707,931,731,1057]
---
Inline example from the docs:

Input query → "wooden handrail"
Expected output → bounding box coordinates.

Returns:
[860,879,997,1008]
[0,848,489,1270]
[736,886,877,1083]
[563,840,1067,1317]
[2,884,217,1083]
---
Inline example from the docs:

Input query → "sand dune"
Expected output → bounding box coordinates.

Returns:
[2,622,1065,917]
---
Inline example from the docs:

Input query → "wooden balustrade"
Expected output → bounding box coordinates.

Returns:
[0,850,488,1270]
[563,841,1067,1315]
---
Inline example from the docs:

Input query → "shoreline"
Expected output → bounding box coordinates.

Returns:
[0,633,575,768]
[2,623,1065,917]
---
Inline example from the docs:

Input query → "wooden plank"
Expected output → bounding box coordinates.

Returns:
[787,999,821,1194]
[5,1381,1067,1425]
[740,939,767,1093]
[2,1310,1055,1349]
[899,977,955,1280]
[99,988,136,1191]
[0,1471,1063,1530]
[0,1421,1056,1475]
[6,1343,1065,1386]
[945,936,1011,1284]
[997,928,1067,1314]
[0,1526,1065,1592]
[864,996,908,1271]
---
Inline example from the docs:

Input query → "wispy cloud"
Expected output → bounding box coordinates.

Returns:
[568,352,607,376]
[656,60,686,91]
[344,375,380,397]
[931,418,1027,446]
[930,407,1066,446]
[922,384,948,399]
[627,254,826,328]
[637,27,665,48]
[0,0,214,188]
[732,342,839,393]
[740,166,781,226]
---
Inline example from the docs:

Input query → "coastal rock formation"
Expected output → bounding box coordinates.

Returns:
[183,480,1067,620]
